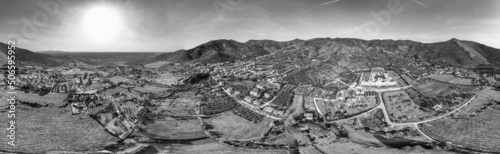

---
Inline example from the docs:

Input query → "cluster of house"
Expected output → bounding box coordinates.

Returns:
[262,106,286,118]
[227,83,277,106]
[209,61,279,80]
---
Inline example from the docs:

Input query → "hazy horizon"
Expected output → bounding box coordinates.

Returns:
[1,0,499,52]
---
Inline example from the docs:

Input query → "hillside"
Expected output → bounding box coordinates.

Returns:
[154,39,270,63]
[0,51,7,65]
[0,42,64,66]
[153,38,500,66]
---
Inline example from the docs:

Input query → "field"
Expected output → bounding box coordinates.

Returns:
[230,80,256,95]
[204,111,272,140]
[154,73,182,85]
[454,87,500,114]
[0,90,68,108]
[420,108,500,153]
[315,142,455,154]
[319,96,378,121]
[400,74,415,85]
[430,74,472,85]
[0,107,117,153]
[419,87,500,153]
[262,132,298,145]
[286,95,305,117]
[359,109,386,132]
[133,85,169,93]
[145,61,171,68]
[413,78,479,97]
[269,85,294,109]
[231,106,265,123]
[151,142,288,154]
[102,87,141,98]
[157,98,198,116]
[411,78,481,112]
[199,97,238,115]
[382,90,433,123]
[143,119,208,140]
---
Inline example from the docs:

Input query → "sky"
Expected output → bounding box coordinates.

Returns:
[0,0,499,52]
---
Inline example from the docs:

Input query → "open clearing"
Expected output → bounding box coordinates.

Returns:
[430,74,472,85]
[419,87,500,153]
[315,142,456,154]
[158,98,198,116]
[143,119,208,140]
[382,90,431,123]
[152,142,287,154]
[133,85,169,93]
[205,111,272,140]
[154,73,183,85]
[0,90,68,108]
[0,107,117,153]
[413,79,479,97]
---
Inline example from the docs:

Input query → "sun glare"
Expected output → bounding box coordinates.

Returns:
[82,6,122,43]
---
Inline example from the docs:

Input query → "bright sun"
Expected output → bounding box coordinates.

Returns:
[82,6,122,43]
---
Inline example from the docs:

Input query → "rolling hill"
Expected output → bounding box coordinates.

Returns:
[0,42,64,66]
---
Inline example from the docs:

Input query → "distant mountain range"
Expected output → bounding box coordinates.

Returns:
[1,38,499,67]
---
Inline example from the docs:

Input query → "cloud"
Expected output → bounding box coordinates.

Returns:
[410,0,430,8]
[305,0,341,13]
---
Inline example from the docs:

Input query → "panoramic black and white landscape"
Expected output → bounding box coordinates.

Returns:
[1,0,500,154]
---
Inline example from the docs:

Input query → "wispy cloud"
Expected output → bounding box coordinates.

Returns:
[305,0,341,12]
[410,0,430,8]
[320,0,341,7]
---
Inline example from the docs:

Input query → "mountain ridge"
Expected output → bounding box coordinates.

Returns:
[153,38,500,66]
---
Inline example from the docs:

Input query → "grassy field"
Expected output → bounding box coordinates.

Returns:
[0,107,117,153]
[419,87,500,153]
[151,142,288,154]
[315,142,456,154]
[133,85,169,93]
[102,87,141,98]
[157,98,198,116]
[420,109,500,153]
[287,95,305,117]
[143,119,208,140]
[413,79,479,97]
[401,75,415,85]
[0,90,68,108]
[382,90,432,123]
[205,111,272,140]
[319,96,378,120]
[262,132,297,145]
[154,73,182,85]
[430,74,472,85]
[285,95,305,125]
[456,87,500,114]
